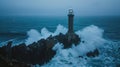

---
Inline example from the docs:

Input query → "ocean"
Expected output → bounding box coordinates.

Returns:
[0,16,120,66]
[0,16,120,42]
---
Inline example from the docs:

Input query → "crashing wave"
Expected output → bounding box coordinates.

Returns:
[24,24,111,66]
[0,24,119,67]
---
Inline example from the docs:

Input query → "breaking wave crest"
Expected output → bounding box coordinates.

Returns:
[40,25,108,67]
[25,24,68,45]
[24,24,120,67]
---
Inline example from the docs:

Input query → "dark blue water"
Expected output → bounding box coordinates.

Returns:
[0,16,120,42]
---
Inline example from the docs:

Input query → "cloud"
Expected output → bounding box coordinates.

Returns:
[0,0,120,16]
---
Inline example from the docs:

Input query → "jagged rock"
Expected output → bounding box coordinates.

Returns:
[0,54,31,67]
[0,33,81,65]
[55,33,80,48]
[0,33,100,66]
[86,49,99,57]
[6,41,12,59]
[0,45,7,57]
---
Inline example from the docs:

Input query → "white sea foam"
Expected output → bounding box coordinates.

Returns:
[23,24,120,67]
[26,25,108,67]
[75,25,106,55]
[25,29,41,45]
[42,25,106,67]
[52,24,68,36]
[25,24,67,45]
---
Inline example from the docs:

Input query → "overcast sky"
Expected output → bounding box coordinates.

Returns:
[0,0,120,16]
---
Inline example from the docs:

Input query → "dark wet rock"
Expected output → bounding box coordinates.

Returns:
[10,33,80,65]
[9,35,58,65]
[6,41,12,59]
[0,55,11,67]
[0,33,99,66]
[12,43,29,62]
[0,41,12,60]
[0,53,30,67]
[0,45,7,57]
[86,49,99,57]
[55,33,80,48]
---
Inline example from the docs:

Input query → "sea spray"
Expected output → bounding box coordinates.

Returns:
[41,24,120,67]
[25,24,68,45]
[26,25,106,52]
[75,25,106,55]
[25,29,41,45]
[37,25,107,67]
[0,24,119,66]
[52,24,68,36]
[41,27,52,39]
[22,24,120,67]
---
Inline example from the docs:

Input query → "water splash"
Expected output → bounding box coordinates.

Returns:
[25,24,119,67]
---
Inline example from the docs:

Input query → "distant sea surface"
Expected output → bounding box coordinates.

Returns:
[0,16,120,43]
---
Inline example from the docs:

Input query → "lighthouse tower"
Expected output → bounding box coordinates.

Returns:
[68,9,74,33]
[67,9,76,41]
[64,9,80,48]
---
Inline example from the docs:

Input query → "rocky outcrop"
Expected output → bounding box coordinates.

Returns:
[86,49,99,57]
[0,33,80,65]
[0,33,99,66]
[55,33,80,48]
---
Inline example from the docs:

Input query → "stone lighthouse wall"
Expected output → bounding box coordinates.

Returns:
[68,9,74,33]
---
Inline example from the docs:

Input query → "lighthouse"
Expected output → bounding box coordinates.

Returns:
[67,9,76,41]
[68,9,74,33]
[65,9,80,48]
